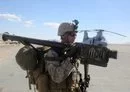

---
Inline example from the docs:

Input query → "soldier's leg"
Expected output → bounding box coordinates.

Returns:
[36,74,49,92]
[33,68,49,92]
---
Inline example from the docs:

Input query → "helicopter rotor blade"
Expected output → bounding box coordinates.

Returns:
[78,30,91,33]
[78,29,127,37]
[104,30,127,37]
[94,29,105,32]
[90,29,126,37]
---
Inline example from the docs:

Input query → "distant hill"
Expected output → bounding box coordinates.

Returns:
[125,42,130,44]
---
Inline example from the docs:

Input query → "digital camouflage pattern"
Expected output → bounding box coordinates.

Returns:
[43,49,81,92]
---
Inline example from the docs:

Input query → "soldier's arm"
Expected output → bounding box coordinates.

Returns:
[45,50,74,83]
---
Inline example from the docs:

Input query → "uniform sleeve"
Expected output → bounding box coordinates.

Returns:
[45,50,74,83]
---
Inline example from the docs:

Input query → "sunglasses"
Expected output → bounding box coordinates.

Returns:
[67,32,77,37]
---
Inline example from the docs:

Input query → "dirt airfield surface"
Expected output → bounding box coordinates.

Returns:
[0,43,130,92]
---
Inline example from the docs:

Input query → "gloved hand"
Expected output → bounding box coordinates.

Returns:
[65,45,78,58]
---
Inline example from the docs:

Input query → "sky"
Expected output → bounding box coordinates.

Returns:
[0,0,130,44]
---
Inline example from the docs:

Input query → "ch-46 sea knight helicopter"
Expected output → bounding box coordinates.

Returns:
[79,29,126,47]
[72,19,126,47]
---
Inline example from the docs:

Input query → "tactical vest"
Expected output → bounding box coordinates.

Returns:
[46,47,80,92]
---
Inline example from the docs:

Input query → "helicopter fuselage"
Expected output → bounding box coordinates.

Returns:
[82,31,107,47]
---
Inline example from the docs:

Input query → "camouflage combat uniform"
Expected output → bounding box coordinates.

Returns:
[33,49,81,92]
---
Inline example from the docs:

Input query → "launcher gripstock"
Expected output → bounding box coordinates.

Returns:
[2,32,117,67]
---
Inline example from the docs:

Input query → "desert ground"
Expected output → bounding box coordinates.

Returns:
[0,42,130,92]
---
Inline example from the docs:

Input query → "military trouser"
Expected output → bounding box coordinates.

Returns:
[32,68,81,92]
[32,68,49,92]
[48,73,81,92]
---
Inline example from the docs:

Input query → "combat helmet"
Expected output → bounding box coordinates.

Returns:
[58,20,79,36]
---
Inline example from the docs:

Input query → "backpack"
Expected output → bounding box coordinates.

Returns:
[15,45,63,91]
[15,45,50,71]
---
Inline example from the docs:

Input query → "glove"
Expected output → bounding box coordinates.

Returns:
[65,45,78,58]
